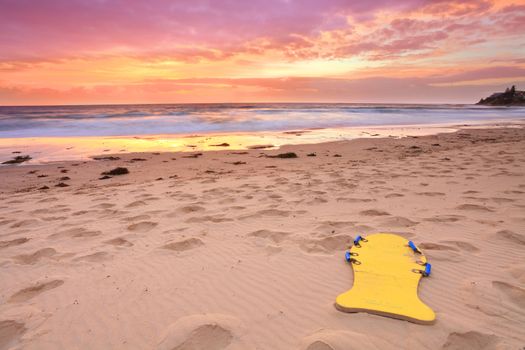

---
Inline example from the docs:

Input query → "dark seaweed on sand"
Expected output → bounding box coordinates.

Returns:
[93,156,121,161]
[183,153,203,158]
[2,155,32,164]
[266,152,298,159]
[101,167,129,176]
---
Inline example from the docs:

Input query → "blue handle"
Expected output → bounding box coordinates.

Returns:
[345,251,351,262]
[354,235,362,245]
[408,241,420,253]
[424,263,432,276]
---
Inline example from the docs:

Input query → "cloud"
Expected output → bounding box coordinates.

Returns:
[1,0,524,104]
[2,65,525,105]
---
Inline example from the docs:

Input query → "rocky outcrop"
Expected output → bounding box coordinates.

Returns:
[477,86,525,106]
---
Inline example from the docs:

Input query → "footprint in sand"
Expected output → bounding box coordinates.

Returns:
[423,215,465,223]
[456,204,493,212]
[416,192,446,197]
[336,197,375,203]
[162,238,204,252]
[122,214,151,222]
[495,229,525,245]
[0,219,16,226]
[419,242,459,251]
[491,197,515,204]
[49,227,101,239]
[157,314,247,350]
[300,235,353,254]
[125,200,148,208]
[10,219,39,228]
[74,251,111,262]
[439,241,480,253]
[507,266,525,284]
[491,281,525,309]
[359,209,390,216]
[177,205,206,214]
[92,203,115,209]
[419,242,464,262]
[127,221,158,232]
[300,329,391,350]
[185,215,233,223]
[380,216,418,228]
[0,320,26,350]
[105,237,134,247]
[9,279,64,303]
[247,229,291,243]
[0,238,29,249]
[385,193,404,198]
[442,331,506,350]
[13,248,57,265]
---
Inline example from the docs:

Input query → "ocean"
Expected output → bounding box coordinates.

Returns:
[1,103,524,138]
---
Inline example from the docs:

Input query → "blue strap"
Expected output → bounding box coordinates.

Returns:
[345,251,352,262]
[354,235,362,246]
[424,263,432,277]
[408,241,421,254]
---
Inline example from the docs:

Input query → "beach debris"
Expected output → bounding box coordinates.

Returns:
[38,186,50,190]
[248,144,274,150]
[99,175,112,180]
[101,167,129,176]
[59,176,71,181]
[231,161,246,165]
[211,143,230,147]
[333,154,342,157]
[2,155,32,164]
[307,153,317,157]
[55,182,69,187]
[130,158,147,162]
[153,152,160,155]
[60,169,68,173]
[169,175,178,179]
[27,170,38,174]
[92,156,121,161]
[155,177,163,181]
[230,151,248,155]
[182,153,203,158]
[37,174,48,178]
[266,152,298,159]
[12,151,21,154]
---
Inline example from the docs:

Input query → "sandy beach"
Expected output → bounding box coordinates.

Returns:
[1,125,524,349]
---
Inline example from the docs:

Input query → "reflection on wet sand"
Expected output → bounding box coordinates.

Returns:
[0,125,458,164]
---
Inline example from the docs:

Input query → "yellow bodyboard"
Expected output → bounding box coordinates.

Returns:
[335,233,435,324]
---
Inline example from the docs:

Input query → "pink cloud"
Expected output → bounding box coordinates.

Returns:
[0,0,425,61]
[3,65,524,105]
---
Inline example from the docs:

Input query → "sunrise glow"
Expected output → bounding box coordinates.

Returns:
[1,0,525,105]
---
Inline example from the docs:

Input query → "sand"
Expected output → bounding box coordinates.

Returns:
[0,126,524,349]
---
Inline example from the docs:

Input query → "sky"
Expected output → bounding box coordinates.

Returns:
[1,0,524,105]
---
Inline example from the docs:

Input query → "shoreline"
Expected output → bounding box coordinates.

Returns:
[1,119,524,165]
[0,124,523,194]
